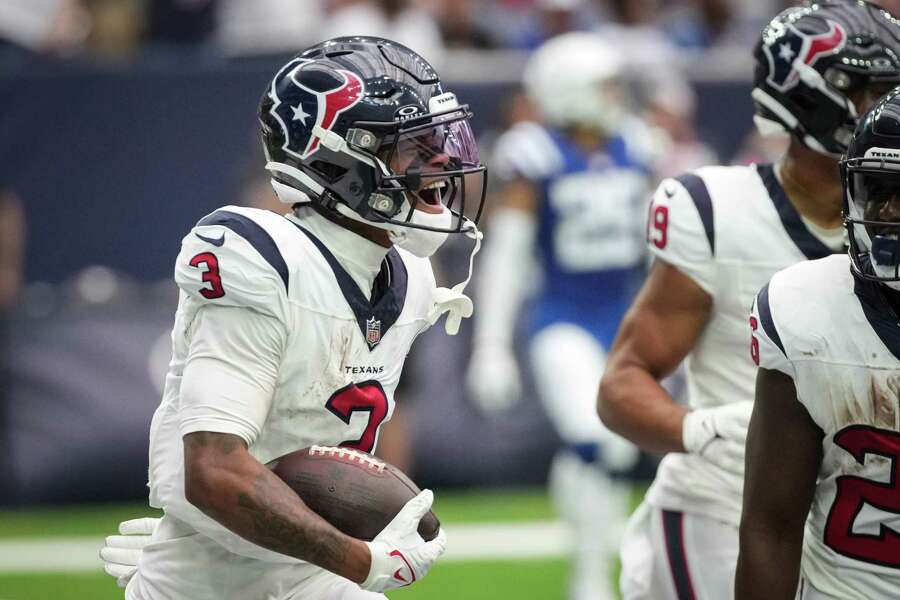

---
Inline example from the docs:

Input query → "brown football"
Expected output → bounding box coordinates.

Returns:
[268,445,440,542]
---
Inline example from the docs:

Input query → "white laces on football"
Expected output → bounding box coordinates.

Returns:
[428,219,482,335]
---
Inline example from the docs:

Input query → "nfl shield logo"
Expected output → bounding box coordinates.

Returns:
[366,316,382,347]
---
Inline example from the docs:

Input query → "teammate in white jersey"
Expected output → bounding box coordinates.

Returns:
[98,37,488,600]
[597,2,900,598]
[737,88,900,600]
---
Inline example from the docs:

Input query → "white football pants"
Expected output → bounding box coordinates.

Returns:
[620,503,836,600]
[530,323,639,600]
[620,502,738,600]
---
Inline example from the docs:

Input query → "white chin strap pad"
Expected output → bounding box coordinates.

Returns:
[753,114,787,138]
[430,287,474,335]
[270,178,312,205]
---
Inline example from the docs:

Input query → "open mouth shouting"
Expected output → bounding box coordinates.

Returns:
[414,179,448,213]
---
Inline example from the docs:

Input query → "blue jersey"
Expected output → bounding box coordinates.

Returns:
[493,122,650,348]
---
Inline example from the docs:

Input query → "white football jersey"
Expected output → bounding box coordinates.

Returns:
[146,205,436,562]
[644,163,843,526]
[753,255,900,600]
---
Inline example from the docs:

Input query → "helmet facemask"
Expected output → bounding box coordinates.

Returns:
[361,105,487,234]
[843,157,900,289]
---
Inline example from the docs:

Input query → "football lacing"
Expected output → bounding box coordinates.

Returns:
[309,445,386,472]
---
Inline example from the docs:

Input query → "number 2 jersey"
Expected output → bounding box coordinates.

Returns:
[644,163,844,526]
[146,205,437,562]
[491,121,650,347]
[752,255,900,600]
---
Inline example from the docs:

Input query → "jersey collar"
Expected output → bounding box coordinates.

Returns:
[289,221,408,351]
[853,262,900,361]
[756,163,836,261]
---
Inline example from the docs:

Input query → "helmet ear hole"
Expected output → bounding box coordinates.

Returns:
[792,93,817,114]
[310,161,348,183]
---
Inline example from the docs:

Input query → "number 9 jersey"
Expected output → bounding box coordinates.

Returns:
[146,205,437,561]
[643,163,844,526]
[752,255,900,599]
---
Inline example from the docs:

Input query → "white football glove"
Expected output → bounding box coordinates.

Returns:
[682,401,754,476]
[360,490,447,593]
[99,517,160,588]
[466,343,521,415]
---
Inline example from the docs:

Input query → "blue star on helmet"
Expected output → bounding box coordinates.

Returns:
[291,104,311,125]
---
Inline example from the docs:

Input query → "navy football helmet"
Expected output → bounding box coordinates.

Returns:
[752,0,900,157]
[259,36,487,234]
[842,85,900,288]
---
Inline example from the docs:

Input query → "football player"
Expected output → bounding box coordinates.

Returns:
[737,88,900,600]
[99,36,487,600]
[467,32,652,600]
[596,2,900,599]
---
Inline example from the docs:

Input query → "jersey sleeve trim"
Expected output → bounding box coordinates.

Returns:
[674,173,715,255]
[757,283,786,357]
[197,210,289,292]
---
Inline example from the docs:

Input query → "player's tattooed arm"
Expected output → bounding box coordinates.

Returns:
[183,432,371,583]
[735,368,822,600]
[598,260,712,452]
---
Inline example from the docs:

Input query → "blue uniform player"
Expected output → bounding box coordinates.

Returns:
[467,33,652,600]
[529,130,648,349]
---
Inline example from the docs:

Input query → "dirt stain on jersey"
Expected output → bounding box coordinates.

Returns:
[833,375,899,431]
[870,375,900,430]
[276,324,356,422]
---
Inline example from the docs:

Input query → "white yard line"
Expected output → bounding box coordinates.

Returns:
[0,538,103,573]
[0,521,570,573]
[443,521,570,561]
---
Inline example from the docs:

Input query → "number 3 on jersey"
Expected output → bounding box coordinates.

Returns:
[190,252,225,299]
[825,425,900,568]
[326,381,389,453]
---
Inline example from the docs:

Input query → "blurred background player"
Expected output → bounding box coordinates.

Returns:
[598,2,900,598]
[467,32,651,600]
[738,88,900,600]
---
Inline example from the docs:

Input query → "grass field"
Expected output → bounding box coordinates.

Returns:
[0,488,626,600]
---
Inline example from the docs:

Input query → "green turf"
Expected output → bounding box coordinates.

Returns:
[0,488,554,540]
[430,487,555,524]
[0,572,125,600]
[389,558,569,600]
[0,503,162,540]
[0,560,569,600]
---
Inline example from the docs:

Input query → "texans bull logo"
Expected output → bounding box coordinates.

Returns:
[268,58,364,160]
[764,19,846,92]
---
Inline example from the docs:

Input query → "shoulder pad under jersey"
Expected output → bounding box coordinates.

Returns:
[175,206,291,320]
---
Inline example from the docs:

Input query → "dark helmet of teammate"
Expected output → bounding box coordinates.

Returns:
[842,85,900,287]
[258,36,487,233]
[752,0,900,157]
